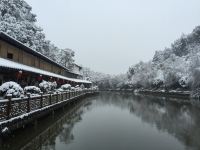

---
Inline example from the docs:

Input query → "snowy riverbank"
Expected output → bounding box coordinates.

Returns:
[102,89,191,99]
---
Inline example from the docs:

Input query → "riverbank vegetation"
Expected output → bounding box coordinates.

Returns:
[83,26,200,98]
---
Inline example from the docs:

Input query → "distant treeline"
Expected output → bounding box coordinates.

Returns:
[83,26,200,98]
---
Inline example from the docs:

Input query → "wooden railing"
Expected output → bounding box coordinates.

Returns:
[0,89,96,122]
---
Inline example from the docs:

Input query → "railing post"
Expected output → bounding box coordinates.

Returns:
[6,94,12,120]
[62,92,64,101]
[56,92,59,103]
[40,92,43,108]
[49,93,52,105]
[27,93,30,113]
[65,92,67,100]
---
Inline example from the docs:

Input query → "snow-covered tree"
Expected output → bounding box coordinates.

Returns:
[127,25,200,93]
[82,67,128,90]
[56,48,75,71]
[0,0,75,70]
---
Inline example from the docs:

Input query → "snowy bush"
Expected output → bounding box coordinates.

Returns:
[49,81,57,90]
[0,81,24,98]
[80,84,85,89]
[39,80,49,92]
[56,88,64,93]
[91,86,99,90]
[164,71,180,89]
[191,69,200,98]
[24,86,41,94]
[60,84,71,91]
[152,79,163,88]
[192,69,200,89]
[178,76,190,88]
[191,88,200,99]
[71,87,75,91]
[39,80,57,92]
[74,85,82,91]
[152,70,164,88]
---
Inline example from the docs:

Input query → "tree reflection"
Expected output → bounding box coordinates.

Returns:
[99,92,200,150]
[0,99,92,150]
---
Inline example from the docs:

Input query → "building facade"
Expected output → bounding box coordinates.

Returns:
[0,32,91,87]
[71,64,83,79]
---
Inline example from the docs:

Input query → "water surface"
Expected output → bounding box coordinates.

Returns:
[2,92,200,150]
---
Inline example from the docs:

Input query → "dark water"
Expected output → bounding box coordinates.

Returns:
[2,92,200,150]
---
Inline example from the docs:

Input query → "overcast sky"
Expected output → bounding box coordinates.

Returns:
[25,0,200,74]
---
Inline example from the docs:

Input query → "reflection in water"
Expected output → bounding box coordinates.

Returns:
[1,93,200,150]
[99,93,200,150]
[0,98,93,150]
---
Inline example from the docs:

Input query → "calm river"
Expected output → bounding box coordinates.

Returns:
[1,92,200,150]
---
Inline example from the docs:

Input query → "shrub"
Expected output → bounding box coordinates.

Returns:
[24,86,41,94]
[39,80,57,92]
[0,81,24,98]
[60,84,71,91]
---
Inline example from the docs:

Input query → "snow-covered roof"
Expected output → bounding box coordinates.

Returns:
[0,58,92,84]
[74,63,82,69]
[0,32,69,71]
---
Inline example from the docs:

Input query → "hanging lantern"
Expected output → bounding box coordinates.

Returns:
[16,70,23,79]
[37,74,43,81]
[61,79,65,84]
[57,79,60,84]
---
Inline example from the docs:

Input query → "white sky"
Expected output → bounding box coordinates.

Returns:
[25,0,200,74]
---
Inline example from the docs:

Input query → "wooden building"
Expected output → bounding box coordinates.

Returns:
[0,32,91,87]
[71,64,83,79]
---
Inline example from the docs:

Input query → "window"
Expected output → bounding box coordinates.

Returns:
[7,53,13,59]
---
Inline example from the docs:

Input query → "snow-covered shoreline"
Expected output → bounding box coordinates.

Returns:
[101,89,191,99]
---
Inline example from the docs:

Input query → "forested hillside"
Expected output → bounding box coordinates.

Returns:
[83,26,200,97]
[126,26,200,97]
[0,0,75,70]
